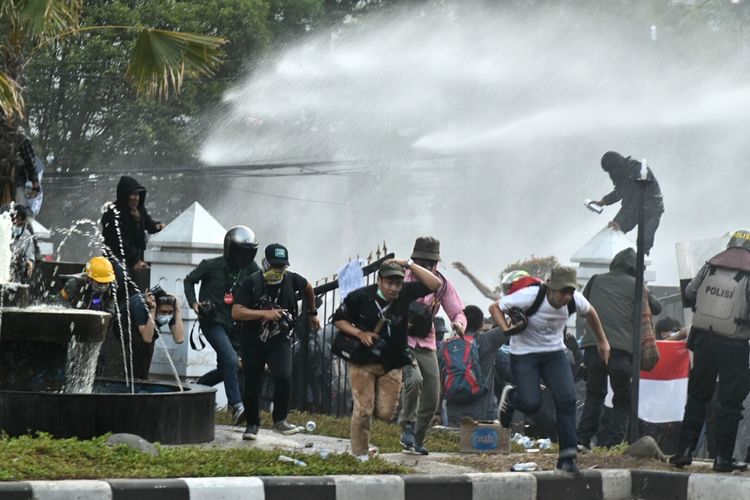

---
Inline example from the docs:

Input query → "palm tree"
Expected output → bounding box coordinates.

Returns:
[0,0,226,203]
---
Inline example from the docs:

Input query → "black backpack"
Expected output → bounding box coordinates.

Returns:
[525,284,577,318]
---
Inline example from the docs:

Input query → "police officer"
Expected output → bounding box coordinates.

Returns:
[670,230,750,472]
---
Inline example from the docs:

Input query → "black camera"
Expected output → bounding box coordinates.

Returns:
[276,309,295,337]
[369,336,388,359]
[149,285,176,308]
[198,301,216,318]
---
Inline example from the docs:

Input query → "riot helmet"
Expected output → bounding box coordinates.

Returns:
[223,225,258,269]
[727,229,750,253]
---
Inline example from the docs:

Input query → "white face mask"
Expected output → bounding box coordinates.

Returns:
[11,226,23,238]
[155,314,173,327]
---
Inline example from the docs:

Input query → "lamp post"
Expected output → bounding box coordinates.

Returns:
[628,159,651,444]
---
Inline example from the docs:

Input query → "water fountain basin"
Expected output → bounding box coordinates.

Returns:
[0,379,216,444]
[0,306,111,343]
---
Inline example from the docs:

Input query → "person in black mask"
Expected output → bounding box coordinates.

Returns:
[184,226,260,425]
[589,151,664,255]
[101,176,165,291]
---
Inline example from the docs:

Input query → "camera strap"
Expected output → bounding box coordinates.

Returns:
[189,320,207,351]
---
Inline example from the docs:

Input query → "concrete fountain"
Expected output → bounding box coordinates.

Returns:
[0,214,215,444]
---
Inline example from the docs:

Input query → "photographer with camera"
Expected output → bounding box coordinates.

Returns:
[184,226,260,425]
[232,243,320,440]
[332,259,441,461]
[120,285,184,379]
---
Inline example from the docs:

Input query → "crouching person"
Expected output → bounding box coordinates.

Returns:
[333,259,440,460]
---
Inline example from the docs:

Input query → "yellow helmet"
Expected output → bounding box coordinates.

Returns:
[85,256,116,283]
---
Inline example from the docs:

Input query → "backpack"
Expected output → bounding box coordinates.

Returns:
[407,279,447,339]
[525,284,576,318]
[440,335,486,403]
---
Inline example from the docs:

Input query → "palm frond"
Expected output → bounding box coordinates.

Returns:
[20,0,81,37]
[0,72,25,118]
[127,29,226,99]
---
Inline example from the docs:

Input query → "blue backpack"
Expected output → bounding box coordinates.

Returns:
[439,335,486,403]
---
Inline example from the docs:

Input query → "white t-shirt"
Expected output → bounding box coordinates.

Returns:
[499,286,591,355]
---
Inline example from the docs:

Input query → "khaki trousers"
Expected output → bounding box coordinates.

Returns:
[348,363,402,456]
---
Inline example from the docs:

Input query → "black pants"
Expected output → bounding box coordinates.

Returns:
[239,333,293,426]
[678,329,750,459]
[619,210,661,255]
[577,347,633,447]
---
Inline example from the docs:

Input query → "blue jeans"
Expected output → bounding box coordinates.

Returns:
[511,349,577,458]
[198,323,241,406]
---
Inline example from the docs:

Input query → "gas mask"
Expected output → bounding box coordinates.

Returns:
[262,258,287,285]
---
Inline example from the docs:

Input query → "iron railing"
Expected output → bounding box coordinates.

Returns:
[289,246,394,416]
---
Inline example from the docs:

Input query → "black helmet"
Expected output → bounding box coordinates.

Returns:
[727,229,750,253]
[224,225,258,268]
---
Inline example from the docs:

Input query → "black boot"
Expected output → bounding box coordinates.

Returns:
[669,446,693,467]
[713,455,748,473]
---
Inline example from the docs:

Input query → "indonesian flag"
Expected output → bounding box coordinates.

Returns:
[605,340,691,423]
[639,341,691,423]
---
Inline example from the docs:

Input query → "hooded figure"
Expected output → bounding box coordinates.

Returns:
[576,247,662,449]
[100,176,163,274]
[595,152,664,254]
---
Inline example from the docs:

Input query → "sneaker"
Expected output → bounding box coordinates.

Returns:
[577,443,592,454]
[556,457,582,477]
[412,443,429,456]
[400,423,416,449]
[368,445,379,457]
[498,384,515,428]
[242,424,259,440]
[231,403,246,426]
[273,420,301,435]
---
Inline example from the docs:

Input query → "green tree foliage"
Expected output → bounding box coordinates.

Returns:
[23,0,271,169]
[497,255,560,295]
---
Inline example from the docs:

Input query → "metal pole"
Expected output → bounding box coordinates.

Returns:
[628,162,650,444]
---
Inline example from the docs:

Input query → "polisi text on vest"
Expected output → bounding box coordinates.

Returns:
[705,286,733,299]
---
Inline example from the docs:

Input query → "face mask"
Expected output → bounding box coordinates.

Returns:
[11,226,22,238]
[155,314,173,327]
[263,267,286,285]
[91,282,109,293]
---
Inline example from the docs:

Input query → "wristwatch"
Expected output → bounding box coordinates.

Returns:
[405,258,414,269]
[308,309,318,316]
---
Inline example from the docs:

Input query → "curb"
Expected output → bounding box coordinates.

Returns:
[2,470,749,499]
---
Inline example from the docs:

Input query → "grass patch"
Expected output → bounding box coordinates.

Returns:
[0,433,408,481]
[217,409,461,453]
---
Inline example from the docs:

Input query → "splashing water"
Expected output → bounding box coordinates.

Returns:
[0,211,13,284]
[63,335,103,394]
[199,2,750,306]
[155,337,184,392]
[55,218,105,262]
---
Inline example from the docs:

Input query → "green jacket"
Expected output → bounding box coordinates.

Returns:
[580,248,662,354]
[184,256,260,330]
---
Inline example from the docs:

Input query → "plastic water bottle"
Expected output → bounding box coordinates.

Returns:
[511,462,538,472]
[536,438,551,450]
[319,448,330,459]
[584,199,603,214]
[278,455,307,467]
[305,421,317,432]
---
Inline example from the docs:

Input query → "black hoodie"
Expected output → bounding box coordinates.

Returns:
[101,176,161,267]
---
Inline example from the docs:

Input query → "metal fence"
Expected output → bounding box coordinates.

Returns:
[289,247,394,417]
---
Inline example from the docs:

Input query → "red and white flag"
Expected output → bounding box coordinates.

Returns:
[638,341,691,423]
[605,340,691,423]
